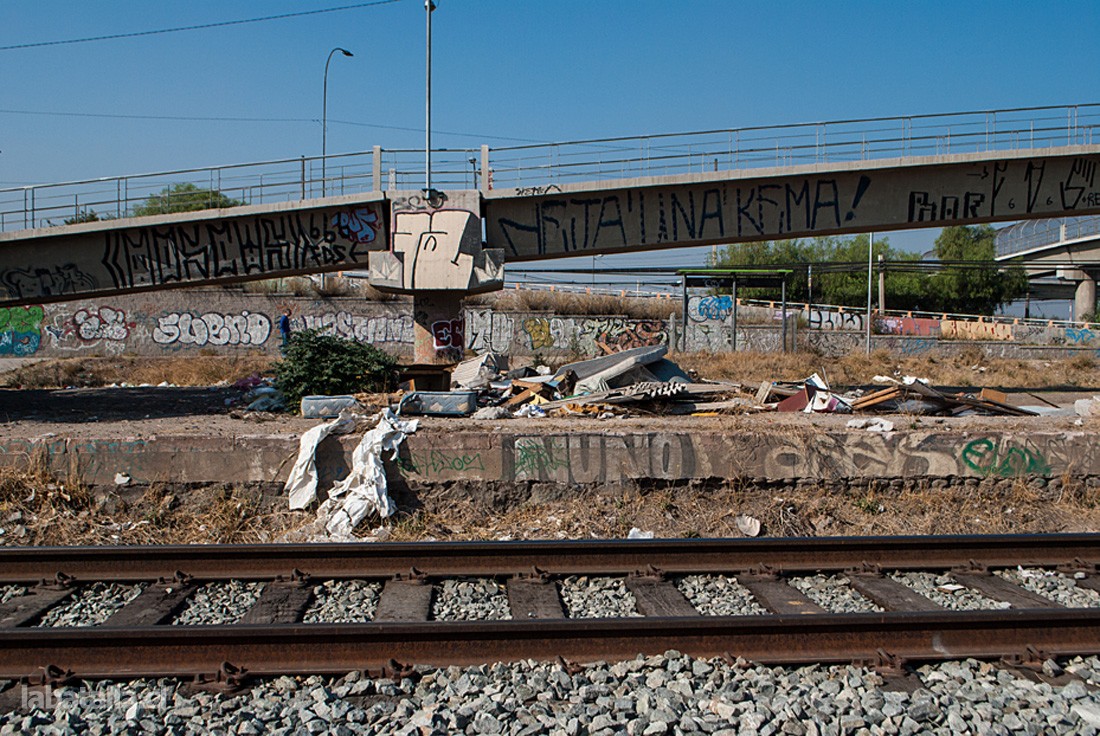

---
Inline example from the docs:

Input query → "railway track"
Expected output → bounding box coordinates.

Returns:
[2,534,1100,686]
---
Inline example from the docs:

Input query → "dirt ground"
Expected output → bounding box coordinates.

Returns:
[1,352,1099,547]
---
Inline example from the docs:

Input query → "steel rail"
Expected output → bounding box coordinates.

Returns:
[1,534,1098,584]
[3,610,1100,681]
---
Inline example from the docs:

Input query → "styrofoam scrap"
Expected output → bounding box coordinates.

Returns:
[1075,397,1100,417]
[114,472,131,486]
[321,408,419,537]
[872,375,900,384]
[937,583,965,593]
[627,527,654,539]
[901,375,932,386]
[866,418,895,432]
[286,414,358,510]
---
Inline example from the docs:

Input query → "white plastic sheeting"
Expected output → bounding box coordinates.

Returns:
[286,414,357,511]
[316,409,418,538]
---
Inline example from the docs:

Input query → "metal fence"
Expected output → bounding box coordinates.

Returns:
[3,102,1097,234]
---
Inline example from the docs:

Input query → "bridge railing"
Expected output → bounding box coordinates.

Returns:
[2,103,1096,234]
[0,148,480,233]
[484,103,1099,188]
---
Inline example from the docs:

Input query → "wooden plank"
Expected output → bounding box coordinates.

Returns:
[952,573,1062,609]
[625,576,699,617]
[738,577,825,615]
[105,581,199,627]
[507,578,565,620]
[374,579,434,622]
[239,582,315,625]
[848,575,943,612]
[0,588,75,628]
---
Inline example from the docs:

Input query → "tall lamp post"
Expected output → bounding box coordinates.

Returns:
[322,47,354,197]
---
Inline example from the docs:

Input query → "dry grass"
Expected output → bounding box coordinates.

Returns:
[1,355,277,389]
[0,463,308,546]
[673,349,1100,389]
[468,289,677,320]
[386,479,1100,542]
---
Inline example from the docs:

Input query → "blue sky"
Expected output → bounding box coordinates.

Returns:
[2,0,1098,287]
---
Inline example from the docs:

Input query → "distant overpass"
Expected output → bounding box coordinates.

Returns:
[2,103,1098,360]
[995,214,1100,318]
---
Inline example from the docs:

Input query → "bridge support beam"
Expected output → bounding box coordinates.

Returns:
[368,190,504,366]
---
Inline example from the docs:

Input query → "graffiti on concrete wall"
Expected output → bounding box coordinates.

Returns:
[152,311,271,347]
[300,312,414,345]
[511,434,696,483]
[0,305,44,355]
[1066,327,1097,345]
[877,316,940,337]
[808,308,864,331]
[960,437,1051,477]
[431,318,465,351]
[691,295,733,321]
[519,316,668,355]
[941,320,1013,341]
[466,309,515,353]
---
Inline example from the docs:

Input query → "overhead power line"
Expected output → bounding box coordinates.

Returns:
[0,0,403,51]
[0,108,543,144]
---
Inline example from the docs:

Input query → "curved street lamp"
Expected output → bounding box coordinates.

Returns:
[322,47,354,197]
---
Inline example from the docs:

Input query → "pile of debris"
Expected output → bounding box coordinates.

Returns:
[398,345,749,419]
[759,374,1037,417]
[392,348,1038,420]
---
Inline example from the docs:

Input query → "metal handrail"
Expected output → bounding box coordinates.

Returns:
[2,102,1097,233]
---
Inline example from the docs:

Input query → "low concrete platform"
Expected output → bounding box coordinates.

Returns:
[0,410,1094,489]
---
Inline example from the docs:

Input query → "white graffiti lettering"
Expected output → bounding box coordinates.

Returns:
[152,311,271,347]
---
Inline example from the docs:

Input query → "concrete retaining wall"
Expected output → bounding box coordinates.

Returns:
[3,289,1099,362]
[1,427,1092,488]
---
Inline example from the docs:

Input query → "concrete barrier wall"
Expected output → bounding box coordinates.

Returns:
[0,428,1092,488]
[3,290,1099,361]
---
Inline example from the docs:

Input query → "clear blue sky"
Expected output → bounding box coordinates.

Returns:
[2,0,1098,277]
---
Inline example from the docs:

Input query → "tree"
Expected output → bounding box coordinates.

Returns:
[63,209,100,225]
[927,225,1028,315]
[132,182,243,217]
[710,235,927,310]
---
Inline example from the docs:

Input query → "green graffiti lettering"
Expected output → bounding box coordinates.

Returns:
[961,438,1050,477]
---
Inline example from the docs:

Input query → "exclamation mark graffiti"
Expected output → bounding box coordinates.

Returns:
[845,175,872,222]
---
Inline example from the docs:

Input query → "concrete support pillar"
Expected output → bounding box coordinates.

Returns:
[412,290,466,364]
[1076,275,1097,322]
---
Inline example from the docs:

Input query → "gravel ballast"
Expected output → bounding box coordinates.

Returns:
[6,654,1100,735]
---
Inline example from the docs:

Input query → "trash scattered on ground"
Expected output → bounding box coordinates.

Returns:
[847,417,895,433]
[627,527,654,539]
[286,413,358,511]
[315,408,418,538]
[735,514,762,537]
[1075,396,1100,417]
[114,472,131,486]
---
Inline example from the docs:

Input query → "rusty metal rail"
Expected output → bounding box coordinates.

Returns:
[1,534,1098,583]
[1,534,1099,684]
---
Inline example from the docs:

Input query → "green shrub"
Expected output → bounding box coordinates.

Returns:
[275,329,398,411]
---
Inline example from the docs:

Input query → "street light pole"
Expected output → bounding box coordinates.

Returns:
[322,47,354,198]
[865,231,875,354]
[425,0,436,193]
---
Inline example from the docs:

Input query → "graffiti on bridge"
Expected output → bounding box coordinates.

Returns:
[101,205,382,292]
[2,264,96,302]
